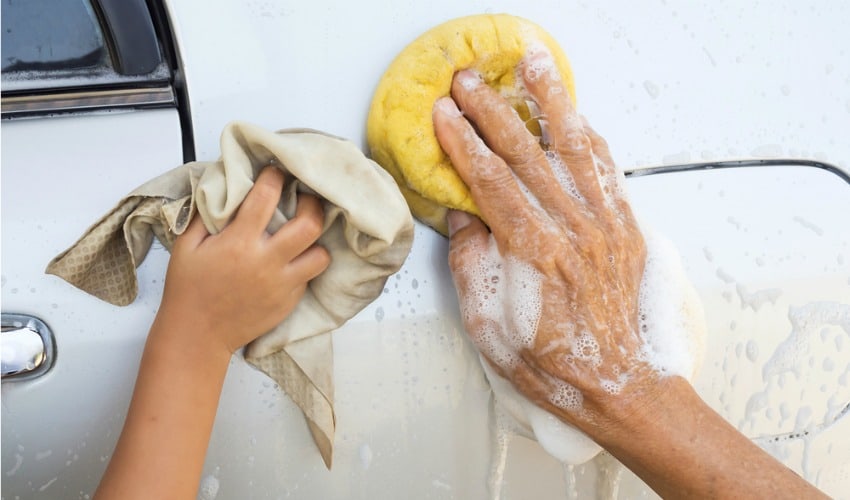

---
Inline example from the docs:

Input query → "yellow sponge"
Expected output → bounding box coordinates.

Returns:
[367,14,576,234]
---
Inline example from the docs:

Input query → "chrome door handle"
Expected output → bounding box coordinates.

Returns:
[1,313,55,381]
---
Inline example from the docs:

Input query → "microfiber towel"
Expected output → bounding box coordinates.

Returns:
[46,121,415,468]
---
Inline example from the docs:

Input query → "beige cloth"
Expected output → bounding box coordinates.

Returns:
[46,121,415,468]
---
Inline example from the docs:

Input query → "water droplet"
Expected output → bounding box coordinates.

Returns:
[375,307,385,322]
[745,340,759,362]
[643,80,660,99]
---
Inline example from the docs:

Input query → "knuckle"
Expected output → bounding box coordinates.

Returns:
[471,164,515,194]
[501,132,545,166]
[294,246,331,281]
[313,245,332,269]
[593,134,611,152]
[560,132,592,155]
[300,209,325,240]
[249,179,281,206]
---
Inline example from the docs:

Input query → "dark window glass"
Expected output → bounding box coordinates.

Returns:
[1,0,107,73]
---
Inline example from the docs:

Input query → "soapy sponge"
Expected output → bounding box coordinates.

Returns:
[367,14,576,234]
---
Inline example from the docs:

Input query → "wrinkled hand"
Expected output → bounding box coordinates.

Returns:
[433,49,652,434]
[159,166,330,355]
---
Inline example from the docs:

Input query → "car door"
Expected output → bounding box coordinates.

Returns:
[1,0,186,497]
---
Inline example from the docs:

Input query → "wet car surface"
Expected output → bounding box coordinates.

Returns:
[3,1,849,498]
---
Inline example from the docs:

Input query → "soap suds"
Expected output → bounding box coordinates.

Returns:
[476,223,706,489]
[570,330,602,367]
[522,43,561,84]
[592,152,627,212]
[736,284,783,311]
[738,301,850,479]
[637,227,707,378]
[482,360,601,469]
[198,471,220,500]
[545,150,584,202]
[761,302,850,381]
[546,376,584,413]
[458,238,543,363]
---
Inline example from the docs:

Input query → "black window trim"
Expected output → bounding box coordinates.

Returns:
[94,0,163,76]
[143,0,195,162]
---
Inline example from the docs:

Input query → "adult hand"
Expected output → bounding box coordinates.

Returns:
[158,166,331,355]
[432,48,652,435]
[432,48,827,500]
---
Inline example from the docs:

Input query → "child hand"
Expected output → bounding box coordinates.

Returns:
[157,166,331,355]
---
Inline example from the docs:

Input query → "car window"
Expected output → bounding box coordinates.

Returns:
[1,0,107,74]
[1,0,174,116]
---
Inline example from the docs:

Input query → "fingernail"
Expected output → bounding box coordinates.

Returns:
[434,97,462,117]
[523,46,557,82]
[455,69,482,90]
[447,209,474,236]
[260,164,284,179]
[524,41,552,60]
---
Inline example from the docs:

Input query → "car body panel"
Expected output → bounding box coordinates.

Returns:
[1,110,183,498]
[163,1,849,496]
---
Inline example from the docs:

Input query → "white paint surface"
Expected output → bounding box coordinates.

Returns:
[2,0,849,499]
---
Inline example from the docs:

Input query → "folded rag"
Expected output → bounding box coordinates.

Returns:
[46,121,415,468]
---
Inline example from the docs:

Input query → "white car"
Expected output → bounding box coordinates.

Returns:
[3,1,849,499]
